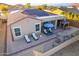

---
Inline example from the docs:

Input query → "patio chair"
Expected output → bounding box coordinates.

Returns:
[24,35,31,43]
[43,29,48,34]
[32,32,39,40]
[43,29,53,36]
[49,28,52,33]
[60,20,69,29]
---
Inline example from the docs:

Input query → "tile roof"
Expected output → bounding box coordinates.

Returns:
[59,7,79,14]
[8,10,28,25]
[7,10,41,25]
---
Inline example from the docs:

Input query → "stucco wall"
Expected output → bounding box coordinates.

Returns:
[7,17,41,54]
[10,18,41,40]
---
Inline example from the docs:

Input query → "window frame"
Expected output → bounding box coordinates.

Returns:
[12,26,22,38]
[35,23,40,32]
[14,27,21,36]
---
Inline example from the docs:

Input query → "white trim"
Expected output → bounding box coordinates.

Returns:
[55,20,57,29]
[35,23,41,33]
[12,25,22,40]
[36,15,64,19]
[10,10,20,14]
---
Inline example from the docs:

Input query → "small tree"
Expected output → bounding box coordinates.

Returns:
[43,4,47,9]
[24,3,31,8]
[0,4,9,16]
[75,14,79,20]
[38,7,43,10]
[61,12,65,15]
[72,13,75,19]
[1,7,8,11]
[69,12,73,19]
[0,4,9,11]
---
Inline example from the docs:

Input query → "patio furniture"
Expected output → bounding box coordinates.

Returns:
[43,22,55,35]
[43,29,52,36]
[48,28,53,33]
[43,29,48,34]
[60,20,69,29]
[31,32,39,40]
[24,35,31,43]
[43,23,54,29]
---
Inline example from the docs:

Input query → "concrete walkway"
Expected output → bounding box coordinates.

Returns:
[52,40,79,56]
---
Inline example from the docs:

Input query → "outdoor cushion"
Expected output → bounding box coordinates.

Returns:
[24,35,31,43]
[32,32,38,40]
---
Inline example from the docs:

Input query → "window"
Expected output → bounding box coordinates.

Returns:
[14,28,21,36]
[35,24,40,31]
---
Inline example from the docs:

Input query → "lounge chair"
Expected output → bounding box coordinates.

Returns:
[32,32,39,40]
[24,35,31,43]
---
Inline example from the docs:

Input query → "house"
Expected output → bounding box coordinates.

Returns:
[44,7,79,28]
[6,9,67,55]
[45,8,64,15]
[59,7,79,15]
[72,3,79,8]
[44,7,79,20]
[44,8,72,20]
[44,9,64,16]
[59,7,79,27]
[7,9,41,40]
[59,7,79,20]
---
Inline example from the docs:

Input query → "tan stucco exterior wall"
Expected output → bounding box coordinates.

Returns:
[7,17,41,54]
[10,18,41,40]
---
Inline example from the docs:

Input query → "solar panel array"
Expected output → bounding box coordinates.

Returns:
[22,9,51,17]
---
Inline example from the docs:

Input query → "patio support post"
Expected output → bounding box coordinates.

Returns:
[55,20,57,29]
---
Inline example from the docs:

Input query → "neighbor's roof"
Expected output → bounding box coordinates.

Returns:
[22,9,56,17]
[59,7,79,14]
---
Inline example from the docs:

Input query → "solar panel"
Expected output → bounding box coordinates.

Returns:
[22,9,51,17]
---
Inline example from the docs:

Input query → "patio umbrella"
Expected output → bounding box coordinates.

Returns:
[44,23,54,29]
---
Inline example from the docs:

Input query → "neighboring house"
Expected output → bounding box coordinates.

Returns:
[44,7,79,28]
[44,7,79,20]
[59,7,79,20]
[59,7,79,27]
[6,9,65,55]
[72,3,79,8]
[44,9,64,15]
